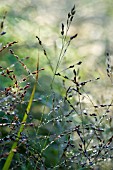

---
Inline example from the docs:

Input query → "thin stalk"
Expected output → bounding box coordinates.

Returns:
[2,58,39,170]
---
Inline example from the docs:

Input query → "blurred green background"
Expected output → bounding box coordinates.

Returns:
[0,0,113,93]
[0,0,113,169]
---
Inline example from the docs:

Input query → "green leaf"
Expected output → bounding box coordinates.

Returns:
[2,58,39,170]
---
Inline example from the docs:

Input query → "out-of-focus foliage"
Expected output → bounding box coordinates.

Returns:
[0,0,113,89]
[0,1,113,170]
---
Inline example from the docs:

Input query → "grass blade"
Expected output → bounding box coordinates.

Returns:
[2,58,39,170]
